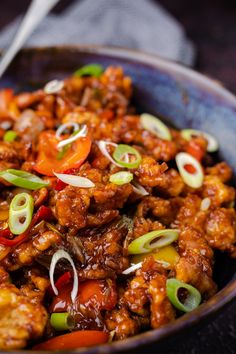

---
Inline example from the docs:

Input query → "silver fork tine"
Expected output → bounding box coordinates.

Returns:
[0,0,60,79]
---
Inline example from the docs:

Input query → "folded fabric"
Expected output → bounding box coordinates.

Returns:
[0,0,195,66]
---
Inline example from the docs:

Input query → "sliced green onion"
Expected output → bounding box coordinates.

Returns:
[49,250,78,302]
[9,193,34,235]
[113,144,142,169]
[74,63,104,77]
[175,152,204,188]
[0,169,49,190]
[44,80,64,94]
[50,313,74,331]
[166,278,201,312]
[128,229,179,255]
[3,130,17,142]
[181,129,218,152]
[140,113,172,141]
[109,171,133,185]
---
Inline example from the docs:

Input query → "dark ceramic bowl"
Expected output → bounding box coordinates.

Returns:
[2,46,236,354]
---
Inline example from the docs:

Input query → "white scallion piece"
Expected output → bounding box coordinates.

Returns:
[132,181,149,196]
[140,113,172,141]
[200,197,211,211]
[54,172,95,188]
[122,262,143,275]
[176,152,204,189]
[97,140,121,167]
[49,249,78,302]
[181,129,218,152]
[55,122,80,139]
[57,125,88,149]
[44,80,64,94]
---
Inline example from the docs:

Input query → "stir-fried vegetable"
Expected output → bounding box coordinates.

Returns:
[49,250,79,302]
[34,131,91,176]
[54,172,95,188]
[166,278,201,312]
[113,144,142,169]
[109,171,133,185]
[175,152,204,188]
[74,63,104,77]
[50,313,73,331]
[9,193,34,235]
[128,229,179,254]
[140,113,172,141]
[3,130,17,142]
[33,330,109,350]
[131,245,180,267]
[50,279,117,313]
[181,128,218,152]
[44,80,64,94]
[0,169,49,190]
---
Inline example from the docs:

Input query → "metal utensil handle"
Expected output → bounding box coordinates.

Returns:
[0,0,60,78]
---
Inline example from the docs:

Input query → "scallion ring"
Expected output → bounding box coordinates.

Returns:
[50,313,74,331]
[166,278,201,312]
[44,80,64,94]
[175,152,204,188]
[128,229,179,255]
[74,63,104,77]
[9,193,34,235]
[140,113,172,141]
[109,171,133,185]
[0,169,49,190]
[3,130,17,142]
[181,129,218,152]
[113,144,142,169]
[49,250,78,302]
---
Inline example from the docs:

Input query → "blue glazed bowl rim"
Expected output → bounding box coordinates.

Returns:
[6,45,236,353]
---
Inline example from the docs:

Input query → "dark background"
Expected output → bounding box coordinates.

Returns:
[0,1,236,353]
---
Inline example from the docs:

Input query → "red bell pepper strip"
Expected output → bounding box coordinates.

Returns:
[33,330,109,350]
[186,139,205,162]
[48,271,72,296]
[0,205,53,247]
[50,279,117,313]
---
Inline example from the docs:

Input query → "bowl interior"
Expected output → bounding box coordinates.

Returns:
[1,46,236,353]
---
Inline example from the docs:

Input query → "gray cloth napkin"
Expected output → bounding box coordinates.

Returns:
[0,0,195,66]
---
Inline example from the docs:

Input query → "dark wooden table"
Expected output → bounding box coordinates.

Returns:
[0,1,235,353]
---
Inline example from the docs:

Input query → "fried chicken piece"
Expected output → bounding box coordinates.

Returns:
[172,194,208,232]
[201,175,235,207]
[78,218,130,276]
[55,187,90,229]
[105,307,140,340]
[155,168,185,197]
[124,258,175,329]
[55,168,133,230]
[205,208,236,253]
[175,227,216,298]
[1,231,62,271]
[132,217,164,239]
[0,267,47,350]
[134,156,168,187]
[136,196,179,225]
[205,162,233,183]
